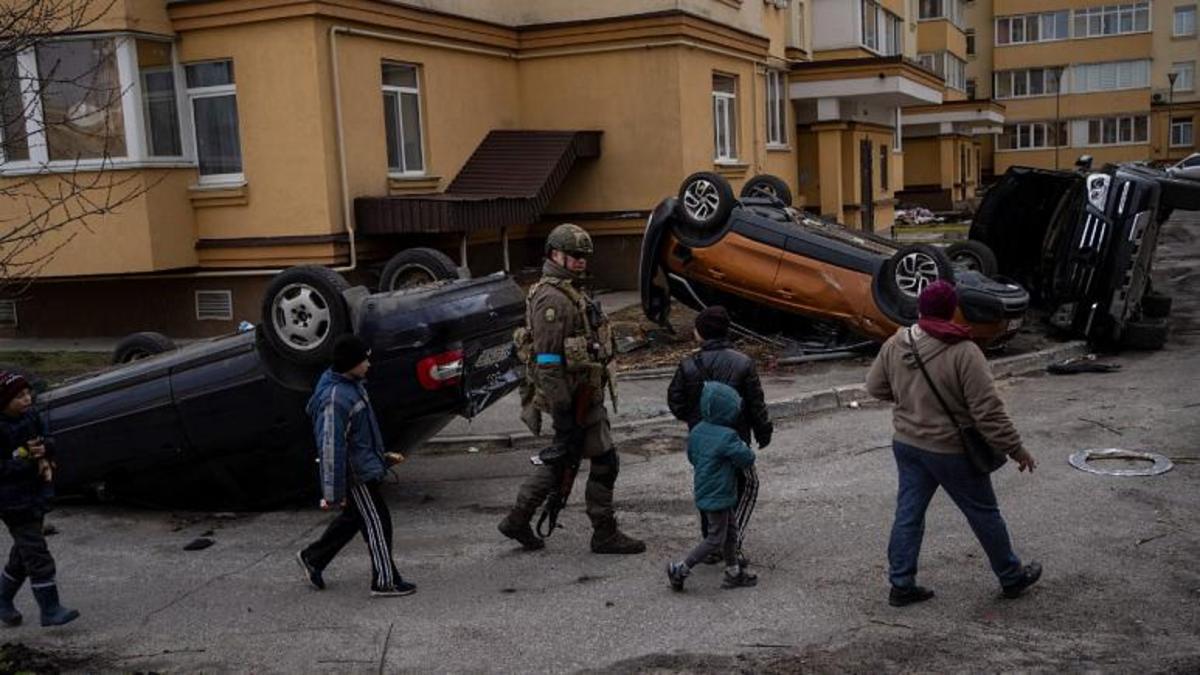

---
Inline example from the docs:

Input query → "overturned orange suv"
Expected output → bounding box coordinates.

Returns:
[639,172,1029,347]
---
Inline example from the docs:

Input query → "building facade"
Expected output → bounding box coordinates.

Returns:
[963,0,1198,179]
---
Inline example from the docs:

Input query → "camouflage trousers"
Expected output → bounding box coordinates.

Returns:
[508,449,620,532]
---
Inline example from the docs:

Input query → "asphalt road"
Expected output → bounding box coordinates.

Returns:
[8,212,1200,673]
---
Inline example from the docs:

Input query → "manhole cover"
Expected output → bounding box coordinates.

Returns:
[1068,448,1173,477]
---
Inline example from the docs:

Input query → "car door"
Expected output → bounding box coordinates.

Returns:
[687,212,783,303]
[773,223,879,320]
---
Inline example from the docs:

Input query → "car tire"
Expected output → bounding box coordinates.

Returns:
[945,241,999,277]
[379,247,460,292]
[676,172,735,232]
[112,331,177,365]
[882,244,956,309]
[740,174,793,207]
[1121,317,1168,351]
[261,265,351,366]
[1141,291,1172,319]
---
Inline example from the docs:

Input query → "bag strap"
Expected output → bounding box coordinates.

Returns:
[906,328,963,428]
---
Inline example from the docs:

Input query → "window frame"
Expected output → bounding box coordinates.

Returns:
[1174,5,1197,37]
[1172,61,1196,92]
[381,61,426,176]
[1171,117,1195,148]
[1074,2,1151,39]
[994,67,1064,100]
[765,69,788,148]
[995,10,1069,45]
[1082,115,1150,147]
[712,72,739,162]
[184,59,243,186]
[997,121,1068,151]
[0,34,194,175]
[1069,60,1150,95]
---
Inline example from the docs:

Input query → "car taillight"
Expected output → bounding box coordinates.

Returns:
[417,350,463,390]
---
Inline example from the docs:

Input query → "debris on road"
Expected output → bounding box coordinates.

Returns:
[183,537,215,551]
[1068,448,1174,476]
[1048,355,1121,375]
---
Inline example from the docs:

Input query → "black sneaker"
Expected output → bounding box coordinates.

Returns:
[888,585,934,607]
[498,517,545,551]
[721,568,758,589]
[1001,562,1043,599]
[371,580,417,597]
[295,550,325,590]
[666,561,689,592]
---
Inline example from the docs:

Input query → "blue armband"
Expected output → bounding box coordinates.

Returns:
[535,353,563,365]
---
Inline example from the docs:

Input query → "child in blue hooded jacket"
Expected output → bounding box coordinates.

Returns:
[667,381,757,591]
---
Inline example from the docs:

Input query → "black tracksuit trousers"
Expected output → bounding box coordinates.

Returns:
[302,481,401,591]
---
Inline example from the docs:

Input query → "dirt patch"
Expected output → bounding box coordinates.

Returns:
[0,642,96,674]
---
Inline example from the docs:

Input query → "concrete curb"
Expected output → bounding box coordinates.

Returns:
[428,340,1089,447]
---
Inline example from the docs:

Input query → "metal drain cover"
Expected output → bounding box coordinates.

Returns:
[1068,448,1174,477]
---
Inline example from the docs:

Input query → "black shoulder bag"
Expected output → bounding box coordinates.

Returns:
[906,329,1007,474]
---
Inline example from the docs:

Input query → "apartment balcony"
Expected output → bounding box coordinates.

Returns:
[917,19,968,61]
[903,99,1006,138]
[790,56,944,112]
[993,33,1152,71]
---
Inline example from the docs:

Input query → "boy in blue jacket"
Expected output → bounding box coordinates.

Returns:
[666,381,758,591]
[296,335,415,598]
[0,372,79,626]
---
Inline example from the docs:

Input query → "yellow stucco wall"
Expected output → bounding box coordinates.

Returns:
[993,33,1152,71]
[1000,90,1150,120]
[904,138,942,186]
[994,144,1151,174]
[918,19,968,60]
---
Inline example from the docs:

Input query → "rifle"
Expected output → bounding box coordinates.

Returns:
[534,384,591,538]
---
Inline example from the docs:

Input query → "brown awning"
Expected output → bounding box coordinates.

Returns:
[355,130,601,235]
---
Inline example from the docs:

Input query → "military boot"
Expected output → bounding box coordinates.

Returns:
[0,572,23,626]
[498,515,545,551]
[590,521,646,555]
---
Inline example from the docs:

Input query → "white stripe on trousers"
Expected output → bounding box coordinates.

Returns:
[350,484,394,589]
[734,466,759,551]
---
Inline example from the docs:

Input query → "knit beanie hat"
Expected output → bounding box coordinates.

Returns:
[332,335,370,373]
[694,305,731,340]
[917,280,958,320]
[0,372,30,411]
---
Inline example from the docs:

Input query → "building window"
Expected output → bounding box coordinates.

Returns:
[879,143,888,190]
[965,29,976,56]
[1070,60,1150,94]
[918,0,965,27]
[185,60,242,183]
[0,300,15,327]
[1175,5,1197,36]
[862,1,902,55]
[766,70,787,147]
[1172,62,1196,92]
[994,67,1064,99]
[966,78,977,99]
[997,121,1067,150]
[381,62,424,175]
[0,55,30,162]
[1084,115,1149,146]
[1171,118,1195,147]
[138,40,182,157]
[713,73,738,161]
[37,39,126,160]
[1075,3,1150,38]
[996,11,1069,45]
[918,52,966,91]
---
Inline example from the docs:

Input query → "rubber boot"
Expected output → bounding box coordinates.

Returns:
[31,582,79,627]
[0,573,23,626]
[590,520,646,554]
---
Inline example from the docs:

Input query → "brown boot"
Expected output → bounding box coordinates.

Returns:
[498,516,545,551]
[590,526,646,554]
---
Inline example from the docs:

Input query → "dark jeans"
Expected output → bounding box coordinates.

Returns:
[1,509,55,583]
[888,440,1023,588]
[684,508,738,569]
[302,481,402,590]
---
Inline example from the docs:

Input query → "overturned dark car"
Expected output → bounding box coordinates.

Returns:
[971,158,1200,350]
[35,265,524,509]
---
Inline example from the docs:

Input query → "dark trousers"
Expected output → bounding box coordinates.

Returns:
[684,508,737,568]
[302,482,401,590]
[888,441,1023,588]
[1,509,55,583]
[700,465,758,554]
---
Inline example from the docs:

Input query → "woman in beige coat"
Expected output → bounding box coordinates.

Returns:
[866,280,1040,607]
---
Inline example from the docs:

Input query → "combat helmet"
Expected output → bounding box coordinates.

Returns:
[545,223,593,258]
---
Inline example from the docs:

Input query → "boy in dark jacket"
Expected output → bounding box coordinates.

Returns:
[296,335,415,598]
[666,381,757,591]
[0,371,79,627]
[667,306,771,565]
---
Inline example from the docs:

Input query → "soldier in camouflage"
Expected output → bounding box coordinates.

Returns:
[498,224,646,555]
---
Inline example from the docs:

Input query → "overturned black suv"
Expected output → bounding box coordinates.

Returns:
[971,158,1200,349]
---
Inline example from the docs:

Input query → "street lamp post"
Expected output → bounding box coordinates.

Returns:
[1054,65,1065,171]
[1167,72,1178,157]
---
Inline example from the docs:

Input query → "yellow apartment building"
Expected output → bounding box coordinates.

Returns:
[0,0,964,338]
[963,0,1198,179]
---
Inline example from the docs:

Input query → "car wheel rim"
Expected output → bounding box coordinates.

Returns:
[895,252,942,297]
[951,252,982,272]
[271,283,332,351]
[682,179,721,222]
[388,264,437,291]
